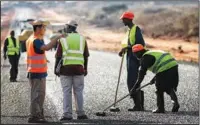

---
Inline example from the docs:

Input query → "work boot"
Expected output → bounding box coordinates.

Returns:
[152,108,165,113]
[153,91,165,113]
[128,91,144,111]
[13,79,18,82]
[60,116,73,121]
[77,115,88,120]
[169,89,180,112]
[128,106,143,111]
[28,116,47,123]
[140,90,145,110]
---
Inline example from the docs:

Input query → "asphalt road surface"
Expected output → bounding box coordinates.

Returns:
[1,7,199,125]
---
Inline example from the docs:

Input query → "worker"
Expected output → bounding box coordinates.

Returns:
[119,11,145,111]
[3,30,20,82]
[132,44,180,113]
[54,20,89,121]
[26,20,66,123]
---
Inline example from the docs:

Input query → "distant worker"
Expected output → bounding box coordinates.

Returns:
[26,20,66,123]
[119,11,145,111]
[3,30,20,82]
[132,44,180,113]
[54,20,89,121]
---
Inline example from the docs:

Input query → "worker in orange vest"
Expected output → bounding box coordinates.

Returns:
[119,11,146,111]
[26,20,67,123]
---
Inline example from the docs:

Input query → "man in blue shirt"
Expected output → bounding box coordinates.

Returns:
[119,11,145,111]
[27,20,66,123]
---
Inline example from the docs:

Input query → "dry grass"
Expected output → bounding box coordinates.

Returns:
[1,2,198,63]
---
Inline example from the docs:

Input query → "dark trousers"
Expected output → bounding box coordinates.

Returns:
[155,65,179,110]
[126,52,143,108]
[8,55,20,80]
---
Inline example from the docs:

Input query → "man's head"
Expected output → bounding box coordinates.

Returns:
[65,20,78,33]
[132,44,146,59]
[120,11,134,26]
[10,30,15,37]
[30,20,50,36]
[33,25,46,36]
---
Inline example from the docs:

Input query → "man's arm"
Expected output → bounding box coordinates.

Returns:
[3,38,8,56]
[40,34,66,51]
[54,42,62,76]
[135,26,145,46]
[83,40,89,76]
[134,55,155,88]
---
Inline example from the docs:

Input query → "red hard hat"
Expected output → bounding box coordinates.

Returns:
[132,44,145,53]
[120,11,134,20]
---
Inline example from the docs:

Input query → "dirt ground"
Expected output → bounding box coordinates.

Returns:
[1,9,198,63]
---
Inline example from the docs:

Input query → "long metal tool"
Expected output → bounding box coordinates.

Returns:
[110,53,125,112]
[96,81,153,116]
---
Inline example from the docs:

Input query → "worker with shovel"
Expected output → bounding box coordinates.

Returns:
[132,44,180,113]
[119,11,145,111]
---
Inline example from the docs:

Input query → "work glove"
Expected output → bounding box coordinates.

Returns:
[84,69,88,76]
[3,55,7,60]
[118,45,131,57]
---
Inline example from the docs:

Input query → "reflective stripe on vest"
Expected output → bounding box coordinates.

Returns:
[26,35,47,73]
[121,25,137,48]
[60,33,85,66]
[7,37,20,55]
[27,63,47,68]
[143,50,178,74]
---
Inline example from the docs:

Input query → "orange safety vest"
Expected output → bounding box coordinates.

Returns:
[26,35,47,73]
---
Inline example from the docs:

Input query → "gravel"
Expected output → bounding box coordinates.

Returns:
[1,50,199,124]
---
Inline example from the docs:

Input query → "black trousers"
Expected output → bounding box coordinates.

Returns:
[156,65,179,93]
[155,65,179,110]
[8,55,20,80]
[126,51,143,108]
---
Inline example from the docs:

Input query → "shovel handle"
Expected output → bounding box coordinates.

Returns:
[113,53,124,106]
[103,82,151,112]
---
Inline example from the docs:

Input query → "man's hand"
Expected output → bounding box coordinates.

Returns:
[118,48,126,57]
[59,33,68,39]
[131,82,140,94]
[150,77,156,85]
[3,55,7,60]
[84,69,88,76]
[118,45,131,57]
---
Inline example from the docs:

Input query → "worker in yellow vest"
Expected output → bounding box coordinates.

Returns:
[132,44,180,113]
[54,20,89,121]
[3,30,20,82]
[119,11,145,111]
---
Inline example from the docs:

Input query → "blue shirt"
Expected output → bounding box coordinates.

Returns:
[27,39,48,79]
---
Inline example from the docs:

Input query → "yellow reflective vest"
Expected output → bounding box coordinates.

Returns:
[7,36,20,55]
[143,50,178,74]
[121,25,137,48]
[60,33,85,66]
